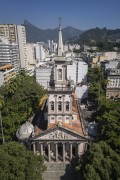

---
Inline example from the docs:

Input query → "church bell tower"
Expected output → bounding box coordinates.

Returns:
[48,18,73,125]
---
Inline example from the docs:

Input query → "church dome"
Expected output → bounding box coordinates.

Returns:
[16,121,34,140]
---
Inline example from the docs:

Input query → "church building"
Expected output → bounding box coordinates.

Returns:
[28,20,88,163]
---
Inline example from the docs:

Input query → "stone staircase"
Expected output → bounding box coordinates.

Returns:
[42,162,78,180]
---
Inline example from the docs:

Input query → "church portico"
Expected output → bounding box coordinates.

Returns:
[31,139,87,163]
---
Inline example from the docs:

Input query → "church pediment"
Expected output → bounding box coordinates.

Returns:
[31,126,87,141]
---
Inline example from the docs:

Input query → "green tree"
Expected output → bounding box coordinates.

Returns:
[94,98,120,153]
[0,142,46,180]
[0,73,46,141]
[96,41,115,52]
[0,95,5,143]
[88,67,107,108]
[76,142,120,180]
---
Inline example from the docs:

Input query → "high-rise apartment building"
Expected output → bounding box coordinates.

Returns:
[0,24,27,69]
[0,40,20,72]
[35,43,45,62]
[26,43,35,66]
[0,24,18,43]
[17,25,27,68]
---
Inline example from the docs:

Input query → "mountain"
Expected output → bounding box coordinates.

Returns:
[23,20,83,43]
[71,27,120,44]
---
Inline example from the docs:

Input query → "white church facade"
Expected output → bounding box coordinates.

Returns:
[17,20,88,163]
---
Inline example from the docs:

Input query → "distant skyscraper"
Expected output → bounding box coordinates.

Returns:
[53,43,57,53]
[35,43,45,62]
[17,25,27,69]
[48,40,51,49]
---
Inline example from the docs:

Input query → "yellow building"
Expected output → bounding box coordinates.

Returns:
[0,64,16,86]
[0,24,18,43]
[92,55,108,67]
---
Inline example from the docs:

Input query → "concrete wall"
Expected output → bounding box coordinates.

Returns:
[105,52,117,60]
[0,72,4,86]
[67,61,77,84]
[75,85,88,100]
[77,61,88,83]
[36,67,52,89]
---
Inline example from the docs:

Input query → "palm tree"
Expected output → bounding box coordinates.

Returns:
[6,78,18,97]
[0,95,5,143]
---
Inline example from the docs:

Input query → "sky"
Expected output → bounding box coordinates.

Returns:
[0,0,120,30]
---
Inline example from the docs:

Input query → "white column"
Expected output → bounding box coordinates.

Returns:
[70,95,72,112]
[77,143,80,156]
[70,143,72,160]
[63,66,65,83]
[40,143,43,156]
[48,143,51,162]
[55,143,58,162]
[48,95,50,124]
[55,95,57,114]
[63,143,65,162]
[63,95,65,114]
[79,142,84,156]
[70,95,72,124]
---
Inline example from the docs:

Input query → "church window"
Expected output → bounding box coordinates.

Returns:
[65,67,67,80]
[58,101,62,111]
[50,101,54,111]
[58,116,62,120]
[58,69,62,80]
[66,117,69,120]
[66,101,69,111]
[58,96,61,99]
[51,116,54,120]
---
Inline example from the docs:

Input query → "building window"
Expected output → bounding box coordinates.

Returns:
[66,117,69,120]
[58,116,62,120]
[51,116,54,120]
[50,116,55,123]
[58,69,62,80]
[50,101,54,111]
[58,101,62,111]
[66,101,69,111]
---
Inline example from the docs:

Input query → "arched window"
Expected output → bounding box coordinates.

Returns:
[58,69,62,80]
[66,101,69,111]
[50,101,54,111]
[58,101,62,111]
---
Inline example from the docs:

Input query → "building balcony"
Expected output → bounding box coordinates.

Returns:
[47,80,73,92]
